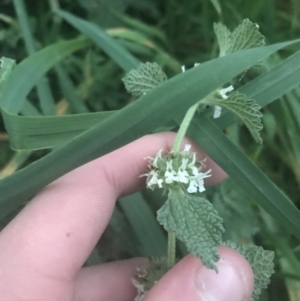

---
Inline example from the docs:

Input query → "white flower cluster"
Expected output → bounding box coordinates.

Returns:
[142,145,211,194]
[214,85,234,118]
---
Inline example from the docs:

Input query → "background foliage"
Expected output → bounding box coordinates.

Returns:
[0,0,300,300]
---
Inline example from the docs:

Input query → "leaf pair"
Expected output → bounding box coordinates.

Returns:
[214,19,265,57]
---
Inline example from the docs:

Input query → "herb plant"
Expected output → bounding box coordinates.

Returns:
[123,20,274,300]
[0,2,300,301]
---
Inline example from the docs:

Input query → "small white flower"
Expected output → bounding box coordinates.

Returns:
[165,160,178,184]
[148,170,163,188]
[213,105,222,118]
[177,158,189,183]
[187,179,198,193]
[194,169,212,192]
[184,144,191,152]
[181,65,186,72]
[194,62,200,67]
[219,85,234,100]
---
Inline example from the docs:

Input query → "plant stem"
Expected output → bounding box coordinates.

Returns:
[167,102,200,268]
[172,102,199,152]
[167,231,176,268]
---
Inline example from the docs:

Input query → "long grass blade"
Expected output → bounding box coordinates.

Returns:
[13,0,56,115]
[119,193,167,256]
[53,9,139,72]
[0,37,90,113]
[185,115,300,239]
[0,39,298,221]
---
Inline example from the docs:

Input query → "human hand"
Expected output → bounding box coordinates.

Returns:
[0,133,254,301]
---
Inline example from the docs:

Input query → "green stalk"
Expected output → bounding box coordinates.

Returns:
[167,231,176,268]
[173,103,199,153]
[167,102,200,268]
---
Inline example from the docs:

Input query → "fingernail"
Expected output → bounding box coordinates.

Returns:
[194,259,250,301]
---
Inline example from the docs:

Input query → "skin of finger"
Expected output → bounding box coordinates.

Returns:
[144,247,254,301]
[0,133,227,293]
[74,258,147,301]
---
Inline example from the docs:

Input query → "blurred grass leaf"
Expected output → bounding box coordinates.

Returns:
[0,36,299,235]
[53,8,139,72]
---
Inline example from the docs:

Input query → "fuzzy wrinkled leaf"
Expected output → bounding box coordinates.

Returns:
[122,62,167,97]
[212,92,263,143]
[214,19,265,57]
[224,241,275,301]
[157,188,224,271]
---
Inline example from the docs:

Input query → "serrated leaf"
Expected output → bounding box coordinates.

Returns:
[224,241,275,301]
[214,19,265,57]
[213,23,231,57]
[157,188,224,271]
[208,92,263,143]
[122,62,167,97]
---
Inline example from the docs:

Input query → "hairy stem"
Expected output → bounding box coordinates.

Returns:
[167,231,176,268]
[173,103,199,153]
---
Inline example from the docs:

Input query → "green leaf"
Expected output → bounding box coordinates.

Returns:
[208,179,259,242]
[53,8,139,72]
[13,0,56,115]
[224,241,275,301]
[0,57,15,95]
[2,110,115,150]
[206,91,263,143]
[0,37,90,114]
[214,19,265,57]
[157,189,224,271]
[122,62,167,97]
[119,192,167,257]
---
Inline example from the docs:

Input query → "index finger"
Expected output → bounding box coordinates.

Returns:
[0,132,227,281]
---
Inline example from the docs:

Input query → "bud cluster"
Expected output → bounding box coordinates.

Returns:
[141,145,211,193]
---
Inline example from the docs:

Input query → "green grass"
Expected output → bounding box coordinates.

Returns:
[0,0,300,300]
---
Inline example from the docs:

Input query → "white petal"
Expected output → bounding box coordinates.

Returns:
[177,170,189,183]
[194,62,200,67]
[187,179,197,193]
[181,65,186,72]
[213,105,222,118]
[165,170,178,184]
[219,85,234,99]
[148,171,159,187]
[197,178,206,192]
[183,144,191,152]
[157,179,163,188]
[180,158,189,170]
[201,169,212,178]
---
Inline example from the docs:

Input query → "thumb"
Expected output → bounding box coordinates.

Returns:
[144,246,254,301]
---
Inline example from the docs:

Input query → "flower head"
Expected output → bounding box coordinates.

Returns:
[141,144,211,194]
